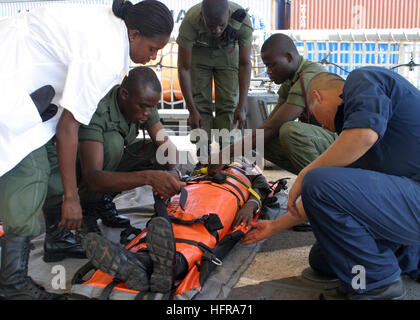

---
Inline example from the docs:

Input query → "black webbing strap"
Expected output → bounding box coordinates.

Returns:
[120,226,143,246]
[99,278,122,300]
[220,178,246,204]
[217,229,245,246]
[179,186,188,211]
[71,261,96,285]
[169,213,224,233]
[175,238,222,266]
[188,181,241,210]
[153,195,170,219]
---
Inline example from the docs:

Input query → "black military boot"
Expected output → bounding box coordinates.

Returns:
[43,207,86,262]
[0,235,66,300]
[96,194,131,229]
[146,217,176,293]
[81,205,102,236]
[82,233,151,291]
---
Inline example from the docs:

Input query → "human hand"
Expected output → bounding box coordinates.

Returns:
[60,198,83,230]
[232,203,254,230]
[240,220,275,245]
[168,168,182,181]
[233,106,246,129]
[207,163,227,176]
[150,171,186,199]
[188,109,202,130]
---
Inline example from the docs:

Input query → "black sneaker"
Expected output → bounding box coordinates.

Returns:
[81,233,149,292]
[146,217,176,293]
[320,277,406,300]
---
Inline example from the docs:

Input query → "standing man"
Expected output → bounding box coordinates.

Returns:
[243,68,420,299]
[177,0,253,158]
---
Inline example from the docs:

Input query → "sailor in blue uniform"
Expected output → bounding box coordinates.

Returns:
[243,67,420,299]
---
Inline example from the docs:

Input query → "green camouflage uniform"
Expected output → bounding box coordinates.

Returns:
[264,57,338,174]
[176,2,253,147]
[78,85,161,205]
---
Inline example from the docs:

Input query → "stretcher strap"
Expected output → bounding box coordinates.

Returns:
[169,213,224,233]
[120,226,143,246]
[193,167,259,206]
[100,278,122,300]
[187,181,242,210]
[71,261,96,285]
[222,172,262,206]
[175,238,222,266]
[179,187,188,211]
[188,173,247,205]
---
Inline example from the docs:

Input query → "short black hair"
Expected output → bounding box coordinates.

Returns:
[202,0,229,21]
[261,33,299,56]
[113,0,174,38]
[121,66,161,94]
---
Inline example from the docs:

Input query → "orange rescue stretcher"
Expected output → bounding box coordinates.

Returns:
[71,166,280,300]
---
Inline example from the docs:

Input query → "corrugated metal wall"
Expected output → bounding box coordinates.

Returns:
[290,0,420,30]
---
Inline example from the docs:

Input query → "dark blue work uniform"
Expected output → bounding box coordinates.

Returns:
[302,67,420,293]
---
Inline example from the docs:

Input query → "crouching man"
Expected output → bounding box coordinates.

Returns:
[77,66,185,234]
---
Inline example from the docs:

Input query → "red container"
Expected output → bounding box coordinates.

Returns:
[290,0,420,30]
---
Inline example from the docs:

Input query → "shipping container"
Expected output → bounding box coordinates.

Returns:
[290,0,420,30]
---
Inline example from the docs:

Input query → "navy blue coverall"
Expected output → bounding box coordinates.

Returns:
[303,67,420,293]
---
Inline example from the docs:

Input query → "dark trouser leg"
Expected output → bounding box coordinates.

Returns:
[309,241,338,278]
[42,140,85,262]
[42,206,86,262]
[213,61,238,149]
[310,240,420,282]
[190,48,214,162]
[0,234,65,300]
[79,135,161,233]
[302,167,420,294]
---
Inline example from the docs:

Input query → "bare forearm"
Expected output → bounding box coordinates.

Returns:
[237,62,251,108]
[86,170,153,193]
[271,202,308,233]
[56,114,80,201]
[178,68,197,113]
[303,128,378,173]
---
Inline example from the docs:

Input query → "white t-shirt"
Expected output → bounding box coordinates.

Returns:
[0,4,130,177]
